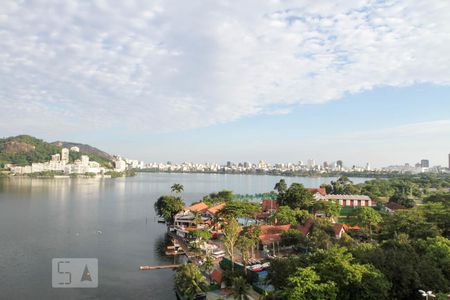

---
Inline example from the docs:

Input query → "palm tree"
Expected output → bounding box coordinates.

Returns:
[233,276,251,300]
[175,263,208,300]
[171,183,184,194]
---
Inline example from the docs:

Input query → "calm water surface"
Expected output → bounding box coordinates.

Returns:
[0,173,370,300]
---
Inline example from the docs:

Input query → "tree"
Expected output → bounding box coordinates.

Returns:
[237,236,255,272]
[313,200,340,219]
[201,255,215,277]
[311,245,390,300]
[175,263,208,300]
[241,225,261,259]
[269,256,306,289]
[274,179,288,203]
[353,207,382,239]
[171,183,184,194]
[423,192,450,204]
[270,206,298,225]
[154,195,184,223]
[328,176,359,195]
[283,267,337,300]
[422,194,450,238]
[233,276,251,300]
[223,218,241,272]
[281,229,305,247]
[280,183,314,210]
[389,192,415,208]
[218,201,260,220]
[206,190,234,204]
[191,229,212,249]
[380,209,440,240]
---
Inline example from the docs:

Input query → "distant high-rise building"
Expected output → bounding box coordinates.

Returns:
[51,154,60,162]
[365,162,371,171]
[61,148,69,163]
[336,160,343,169]
[421,159,429,168]
[448,154,450,169]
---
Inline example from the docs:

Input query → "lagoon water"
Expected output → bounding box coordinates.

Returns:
[0,173,370,300]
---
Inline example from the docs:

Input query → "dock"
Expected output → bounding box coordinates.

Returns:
[139,264,181,271]
[168,232,193,258]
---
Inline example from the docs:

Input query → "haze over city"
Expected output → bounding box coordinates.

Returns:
[1,1,450,166]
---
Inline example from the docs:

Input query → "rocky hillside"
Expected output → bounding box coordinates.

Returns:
[52,141,112,160]
[0,135,113,167]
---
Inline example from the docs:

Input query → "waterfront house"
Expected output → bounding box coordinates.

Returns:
[258,224,292,246]
[173,202,210,237]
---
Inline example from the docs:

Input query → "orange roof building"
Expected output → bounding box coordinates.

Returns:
[207,203,225,215]
[183,202,209,212]
[258,224,292,245]
[306,188,327,196]
[262,199,279,212]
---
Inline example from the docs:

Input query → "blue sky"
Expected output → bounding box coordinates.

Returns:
[1,1,450,166]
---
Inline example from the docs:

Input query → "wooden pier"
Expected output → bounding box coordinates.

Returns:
[139,264,181,271]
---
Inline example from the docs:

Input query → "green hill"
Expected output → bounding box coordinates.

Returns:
[0,135,113,168]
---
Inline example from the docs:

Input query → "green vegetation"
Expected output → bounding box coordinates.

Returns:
[277,182,315,209]
[0,135,113,167]
[174,263,208,300]
[266,177,450,299]
[171,183,184,194]
[202,190,234,205]
[223,218,241,272]
[154,195,185,223]
[0,135,61,166]
[218,200,260,220]
[270,206,310,225]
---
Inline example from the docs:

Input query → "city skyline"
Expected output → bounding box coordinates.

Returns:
[1,1,450,166]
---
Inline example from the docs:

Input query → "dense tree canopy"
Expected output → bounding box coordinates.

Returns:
[278,183,314,210]
[174,263,208,300]
[154,195,184,223]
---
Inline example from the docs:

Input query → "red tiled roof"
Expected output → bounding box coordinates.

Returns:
[259,224,291,235]
[259,224,291,245]
[207,203,225,215]
[333,223,345,236]
[211,269,222,283]
[343,224,361,231]
[306,188,327,196]
[297,218,314,236]
[259,233,283,245]
[184,202,209,212]
[262,199,279,212]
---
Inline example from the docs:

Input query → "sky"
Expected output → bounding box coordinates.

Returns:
[1,0,450,167]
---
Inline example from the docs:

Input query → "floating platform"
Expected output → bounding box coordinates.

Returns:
[139,264,181,271]
[165,250,184,256]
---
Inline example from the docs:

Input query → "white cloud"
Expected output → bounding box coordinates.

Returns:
[1,0,450,136]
